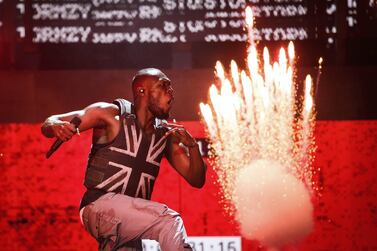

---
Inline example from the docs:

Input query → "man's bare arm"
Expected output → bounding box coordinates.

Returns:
[41,102,118,141]
[165,125,207,188]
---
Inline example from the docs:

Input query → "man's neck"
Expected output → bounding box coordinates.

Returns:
[135,106,155,134]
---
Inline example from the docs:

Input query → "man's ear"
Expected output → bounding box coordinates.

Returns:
[136,87,145,96]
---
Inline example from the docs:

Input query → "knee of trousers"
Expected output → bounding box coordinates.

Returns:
[158,209,185,233]
[156,213,191,250]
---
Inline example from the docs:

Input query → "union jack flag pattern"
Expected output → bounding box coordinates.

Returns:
[82,99,168,206]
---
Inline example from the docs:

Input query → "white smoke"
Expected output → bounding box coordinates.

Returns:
[233,159,313,249]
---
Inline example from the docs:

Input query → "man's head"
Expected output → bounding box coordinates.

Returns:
[132,68,174,119]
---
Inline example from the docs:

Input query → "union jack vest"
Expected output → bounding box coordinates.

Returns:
[80,98,168,209]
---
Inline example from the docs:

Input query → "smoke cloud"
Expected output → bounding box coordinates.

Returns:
[233,159,314,248]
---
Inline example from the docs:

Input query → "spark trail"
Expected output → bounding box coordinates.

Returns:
[200,6,318,249]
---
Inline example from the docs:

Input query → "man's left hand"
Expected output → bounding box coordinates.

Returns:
[163,122,197,148]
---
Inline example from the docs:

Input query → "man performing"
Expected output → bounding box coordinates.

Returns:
[41,68,207,251]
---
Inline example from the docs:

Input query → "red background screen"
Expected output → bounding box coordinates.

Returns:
[1,121,376,250]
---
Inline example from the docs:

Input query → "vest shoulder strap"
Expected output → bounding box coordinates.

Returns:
[113,98,133,117]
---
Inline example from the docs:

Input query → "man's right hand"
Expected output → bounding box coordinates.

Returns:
[48,120,77,142]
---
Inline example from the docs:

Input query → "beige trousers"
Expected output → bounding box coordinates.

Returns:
[81,192,193,251]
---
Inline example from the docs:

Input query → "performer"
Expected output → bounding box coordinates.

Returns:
[41,68,207,251]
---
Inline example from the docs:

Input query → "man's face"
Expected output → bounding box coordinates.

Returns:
[147,77,174,119]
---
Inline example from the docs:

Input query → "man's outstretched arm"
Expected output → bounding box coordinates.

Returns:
[165,124,207,188]
[41,102,118,141]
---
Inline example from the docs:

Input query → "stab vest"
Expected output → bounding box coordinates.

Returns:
[80,99,168,209]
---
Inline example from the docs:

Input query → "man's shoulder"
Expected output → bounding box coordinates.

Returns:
[87,102,119,116]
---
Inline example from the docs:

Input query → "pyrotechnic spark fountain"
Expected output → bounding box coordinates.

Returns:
[200,6,318,249]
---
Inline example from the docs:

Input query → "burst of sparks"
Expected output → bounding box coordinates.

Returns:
[200,6,318,211]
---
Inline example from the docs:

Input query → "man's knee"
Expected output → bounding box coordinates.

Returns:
[160,208,183,227]
[158,210,187,239]
[158,213,192,251]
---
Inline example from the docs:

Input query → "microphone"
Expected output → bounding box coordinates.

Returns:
[46,116,82,159]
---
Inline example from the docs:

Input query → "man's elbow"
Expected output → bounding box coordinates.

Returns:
[192,163,207,188]
[195,180,205,189]
[190,176,206,189]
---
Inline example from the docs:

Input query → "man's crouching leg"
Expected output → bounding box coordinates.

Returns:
[81,193,192,251]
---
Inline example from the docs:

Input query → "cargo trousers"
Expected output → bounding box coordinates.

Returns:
[80,192,193,251]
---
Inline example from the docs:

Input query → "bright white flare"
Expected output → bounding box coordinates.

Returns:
[200,6,317,249]
[305,75,313,112]
[245,6,254,28]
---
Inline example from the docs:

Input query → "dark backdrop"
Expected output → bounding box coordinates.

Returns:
[0,66,376,123]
